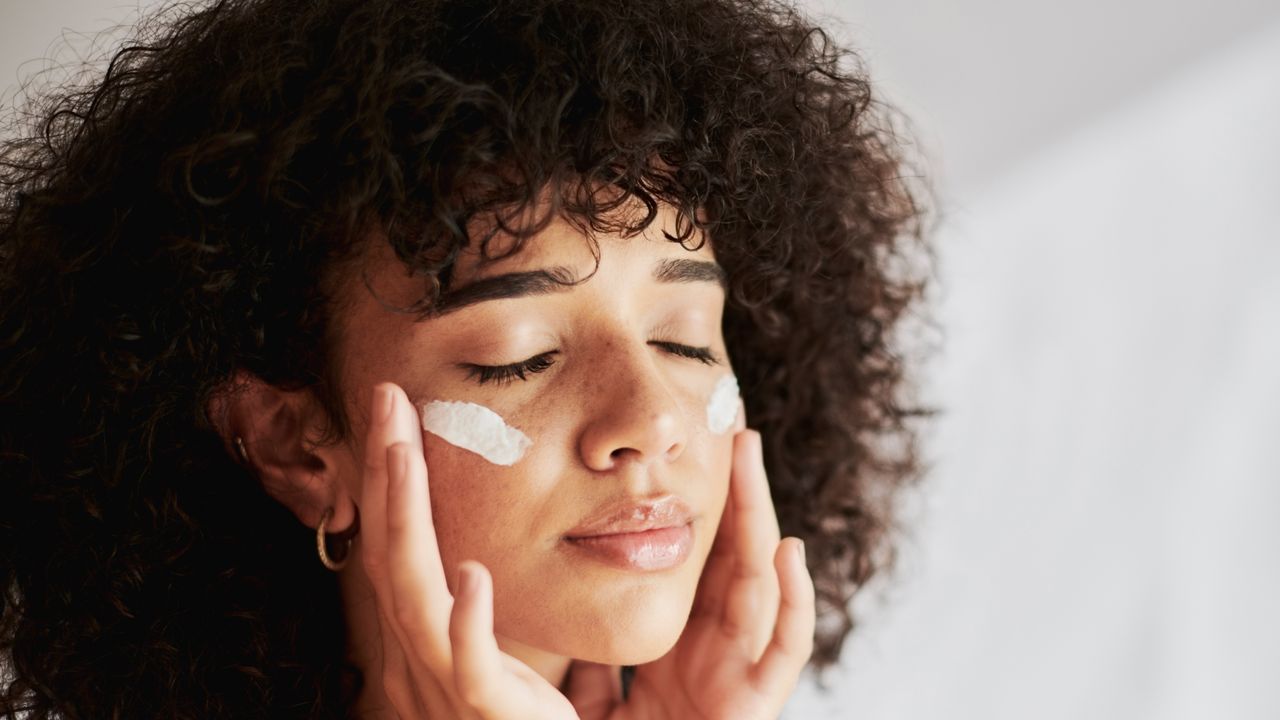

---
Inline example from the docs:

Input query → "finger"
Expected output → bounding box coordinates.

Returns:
[383,385,455,673]
[691,422,756,619]
[360,384,396,590]
[730,430,782,574]
[449,561,514,718]
[376,602,435,719]
[361,384,403,635]
[720,430,782,655]
[360,385,441,707]
[749,538,815,693]
[384,441,454,672]
[361,383,454,680]
[361,383,427,590]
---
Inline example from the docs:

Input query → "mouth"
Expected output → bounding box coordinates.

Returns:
[562,495,695,572]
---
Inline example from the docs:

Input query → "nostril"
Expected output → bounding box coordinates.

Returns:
[580,387,689,470]
[606,442,682,467]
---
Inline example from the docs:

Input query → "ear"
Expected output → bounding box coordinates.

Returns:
[207,371,359,533]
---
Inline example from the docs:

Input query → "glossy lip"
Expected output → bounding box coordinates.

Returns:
[561,495,696,572]
[563,495,694,538]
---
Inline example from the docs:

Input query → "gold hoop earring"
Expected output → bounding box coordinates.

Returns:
[317,505,360,571]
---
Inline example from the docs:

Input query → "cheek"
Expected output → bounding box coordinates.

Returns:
[412,379,736,592]
[704,432,735,538]
[417,424,574,596]
[418,433,529,586]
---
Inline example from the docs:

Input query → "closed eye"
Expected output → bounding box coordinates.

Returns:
[462,351,558,386]
[651,341,721,366]
[462,342,721,386]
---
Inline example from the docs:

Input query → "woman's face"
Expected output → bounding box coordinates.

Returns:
[331,204,735,665]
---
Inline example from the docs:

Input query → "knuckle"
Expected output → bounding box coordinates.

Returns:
[381,675,416,714]
[447,626,465,653]
[458,680,489,708]
[381,674,400,697]
[391,595,423,633]
[734,565,767,584]
[783,622,815,659]
[718,613,748,638]
[455,669,498,712]
[361,551,385,581]
[362,448,387,476]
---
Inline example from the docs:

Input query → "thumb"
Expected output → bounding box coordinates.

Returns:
[563,660,621,720]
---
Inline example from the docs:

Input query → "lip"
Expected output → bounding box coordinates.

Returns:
[564,495,694,537]
[562,495,696,572]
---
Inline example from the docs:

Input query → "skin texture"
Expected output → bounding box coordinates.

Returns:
[230,204,813,717]
[339,207,735,665]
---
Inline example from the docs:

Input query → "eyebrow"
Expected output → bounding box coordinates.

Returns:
[429,257,727,317]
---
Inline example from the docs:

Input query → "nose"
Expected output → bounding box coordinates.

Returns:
[577,338,689,472]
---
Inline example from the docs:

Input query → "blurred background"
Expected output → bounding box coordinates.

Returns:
[3,1,1278,718]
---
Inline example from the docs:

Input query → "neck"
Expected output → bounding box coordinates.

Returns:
[339,560,573,718]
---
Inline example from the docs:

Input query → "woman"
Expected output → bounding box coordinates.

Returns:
[0,0,931,717]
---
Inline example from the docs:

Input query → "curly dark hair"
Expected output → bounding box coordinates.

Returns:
[0,0,933,716]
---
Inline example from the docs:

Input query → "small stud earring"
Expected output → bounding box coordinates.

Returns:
[233,436,250,464]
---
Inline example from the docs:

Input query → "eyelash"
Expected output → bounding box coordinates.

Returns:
[463,342,720,386]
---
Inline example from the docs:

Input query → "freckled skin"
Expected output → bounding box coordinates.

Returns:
[330,205,735,667]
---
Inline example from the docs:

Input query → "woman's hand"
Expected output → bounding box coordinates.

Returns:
[359,382,580,719]
[567,424,817,720]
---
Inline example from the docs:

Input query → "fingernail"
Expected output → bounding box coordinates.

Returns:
[376,385,394,423]
[795,539,806,564]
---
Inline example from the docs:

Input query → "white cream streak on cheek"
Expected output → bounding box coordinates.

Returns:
[706,374,740,434]
[418,400,532,466]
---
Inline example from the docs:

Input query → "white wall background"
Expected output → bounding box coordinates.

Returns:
[786,13,1280,719]
[3,2,1278,718]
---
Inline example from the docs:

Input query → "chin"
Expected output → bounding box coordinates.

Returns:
[504,580,696,665]
[573,603,688,665]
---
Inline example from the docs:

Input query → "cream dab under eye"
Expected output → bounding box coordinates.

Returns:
[418,400,532,466]
[706,373,740,434]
